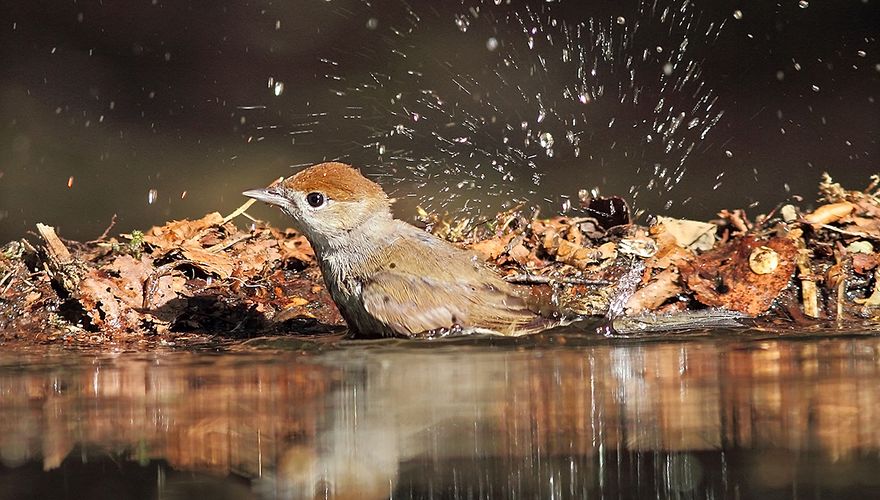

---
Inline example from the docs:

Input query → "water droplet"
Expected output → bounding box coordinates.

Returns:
[811,84,820,92]
[616,16,626,25]
[366,17,378,30]
[857,50,866,57]
[733,9,743,19]
[378,144,386,154]
[454,14,469,33]
[724,150,733,158]
[538,132,554,149]
[776,70,785,80]
[67,176,74,188]
[273,80,285,96]
[561,198,571,212]
[147,189,158,204]
[486,37,498,51]
[798,0,809,7]
[663,62,673,75]
[537,109,546,123]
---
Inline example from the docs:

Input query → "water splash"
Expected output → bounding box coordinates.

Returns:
[252,1,730,218]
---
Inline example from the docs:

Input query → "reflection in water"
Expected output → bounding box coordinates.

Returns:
[1,335,879,499]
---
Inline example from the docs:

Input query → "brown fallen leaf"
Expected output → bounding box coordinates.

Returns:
[179,246,235,279]
[655,217,717,252]
[679,236,797,316]
[79,255,185,331]
[852,253,880,275]
[276,232,314,263]
[470,233,514,262]
[143,212,226,252]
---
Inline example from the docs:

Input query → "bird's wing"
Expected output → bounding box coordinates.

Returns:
[361,270,538,336]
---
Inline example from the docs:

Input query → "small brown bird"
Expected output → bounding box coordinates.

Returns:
[244,162,552,338]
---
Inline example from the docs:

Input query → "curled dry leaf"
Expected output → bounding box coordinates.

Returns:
[803,202,855,227]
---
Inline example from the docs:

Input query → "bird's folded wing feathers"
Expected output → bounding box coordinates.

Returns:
[361,271,536,336]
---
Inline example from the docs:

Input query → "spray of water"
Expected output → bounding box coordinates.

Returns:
[268,0,729,218]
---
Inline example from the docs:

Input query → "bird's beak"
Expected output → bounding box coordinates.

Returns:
[242,186,287,207]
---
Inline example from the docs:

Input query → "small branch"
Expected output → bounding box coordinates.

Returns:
[819,224,880,240]
[505,273,610,286]
[88,214,118,243]
[222,198,258,224]
[206,233,254,253]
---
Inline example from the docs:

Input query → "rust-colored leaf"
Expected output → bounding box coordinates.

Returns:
[679,236,797,316]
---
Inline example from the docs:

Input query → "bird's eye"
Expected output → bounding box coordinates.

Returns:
[306,192,326,208]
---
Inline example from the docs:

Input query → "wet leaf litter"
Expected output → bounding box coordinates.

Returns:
[2,173,880,347]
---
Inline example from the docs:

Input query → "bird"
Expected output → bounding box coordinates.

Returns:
[243,162,555,338]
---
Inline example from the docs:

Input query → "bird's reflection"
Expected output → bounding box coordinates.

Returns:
[0,335,879,498]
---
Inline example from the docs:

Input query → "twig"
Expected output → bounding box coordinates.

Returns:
[206,233,254,253]
[0,271,14,295]
[504,273,610,286]
[223,176,284,224]
[88,214,118,243]
[222,198,258,224]
[819,224,880,240]
[796,248,819,318]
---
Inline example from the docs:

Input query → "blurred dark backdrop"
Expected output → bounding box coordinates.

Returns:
[1,0,877,241]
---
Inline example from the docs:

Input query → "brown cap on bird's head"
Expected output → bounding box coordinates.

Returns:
[285,162,388,203]
[243,162,392,238]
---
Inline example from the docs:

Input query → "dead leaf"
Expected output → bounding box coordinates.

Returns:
[179,246,235,279]
[803,202,855,227]
[626,267,682,314]
[655,217,716,252]
[470,233,514,262]
[143,212,225,252]
[852,253,880,275]
[679,236,797,316]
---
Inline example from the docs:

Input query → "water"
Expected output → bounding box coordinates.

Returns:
[2,332,879,499]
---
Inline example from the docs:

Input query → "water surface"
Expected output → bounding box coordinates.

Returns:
[1,332,879,499]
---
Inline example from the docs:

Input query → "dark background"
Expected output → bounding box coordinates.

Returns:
[1,0,877,241]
